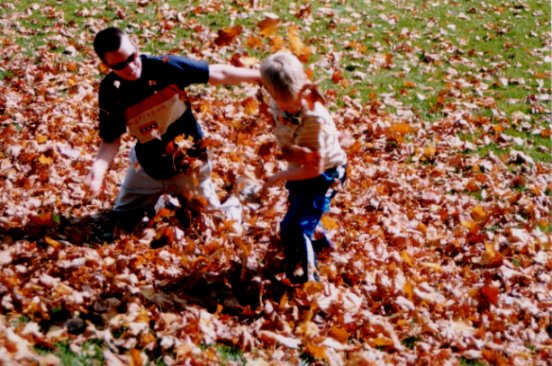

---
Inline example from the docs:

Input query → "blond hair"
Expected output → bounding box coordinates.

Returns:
[260,51,307,102]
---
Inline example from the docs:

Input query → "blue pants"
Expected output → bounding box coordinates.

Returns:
[280,165,346,283]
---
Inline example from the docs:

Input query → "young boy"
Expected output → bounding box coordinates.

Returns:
[260,51,347,284]
[86,27,260,232]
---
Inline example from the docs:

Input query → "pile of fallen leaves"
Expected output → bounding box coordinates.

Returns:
[0,1,551,365]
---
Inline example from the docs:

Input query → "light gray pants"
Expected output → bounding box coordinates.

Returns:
[113,148,220,213]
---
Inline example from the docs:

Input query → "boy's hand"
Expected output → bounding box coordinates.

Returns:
[260,175,280,198]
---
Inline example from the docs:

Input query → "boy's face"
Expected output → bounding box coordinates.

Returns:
[103,35,142,81]
[263,86,302,114]
[274,96,302,114]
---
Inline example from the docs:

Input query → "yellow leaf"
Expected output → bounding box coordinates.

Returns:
[135,309,149,323]
[44,236,61,249]
[403,281,414,300]
[400,250,414,266]
[38,154,53,165]
[420,262,443,273]
[461,220,477,230]
[320,215,338,231]
[279,292,288,311]
[471,205,487,222]
[373,336,394,346]
[422,145,436,160]
[36,135,48,144]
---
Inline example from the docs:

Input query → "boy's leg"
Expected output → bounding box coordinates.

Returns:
[281,192,327,283]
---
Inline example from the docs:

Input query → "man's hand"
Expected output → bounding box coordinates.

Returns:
[86,165,105,197]
[85,139,121,198]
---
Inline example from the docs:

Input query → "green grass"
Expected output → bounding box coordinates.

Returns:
[35,339,105,366]
[201,343,246,365]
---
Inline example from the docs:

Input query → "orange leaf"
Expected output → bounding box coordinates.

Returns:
[387,123,413,135]
[373,336,394,346]
[480,242,503,267]
[320,215,338,231]
[257,16,280,37]
[246,35,264,49]
[287,25,310,62]
[404,281,414,300]
[129,349,143,366]
[331,69,344,83]
[471,205,487,222]
[214,25,243,46]
[461,220,477,230]
[305,343,327,360]
[270,35,285,51]
[329,326,349,343]
[242,96,259,115]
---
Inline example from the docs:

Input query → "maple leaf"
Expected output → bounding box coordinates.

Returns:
[287,25,311,62]
[257,14,280,37]
[214,25,243,46]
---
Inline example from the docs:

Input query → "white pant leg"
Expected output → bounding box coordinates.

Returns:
[169,160,221,211]
[168,161,242,224]
[113,149,164,212]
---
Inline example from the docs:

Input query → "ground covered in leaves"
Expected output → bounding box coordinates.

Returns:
[0,1,551,365]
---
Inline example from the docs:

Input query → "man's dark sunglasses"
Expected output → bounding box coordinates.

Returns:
[109,52,138,70]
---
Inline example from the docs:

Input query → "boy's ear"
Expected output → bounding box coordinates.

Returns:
[299,84,325,110]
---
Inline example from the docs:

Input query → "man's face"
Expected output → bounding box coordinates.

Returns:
[103,35,142,81]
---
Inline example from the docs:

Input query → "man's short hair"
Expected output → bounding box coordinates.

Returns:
[260,51,306,102]
[93,27,126,63]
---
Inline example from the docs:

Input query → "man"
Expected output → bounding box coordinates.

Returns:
[86,27,260,230]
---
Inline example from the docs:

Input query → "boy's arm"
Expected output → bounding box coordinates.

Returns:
[265,165,321,186]
[280,145,320,166]
[86,138,121,197]
[208,64,260,86]
[264,149,324,188]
